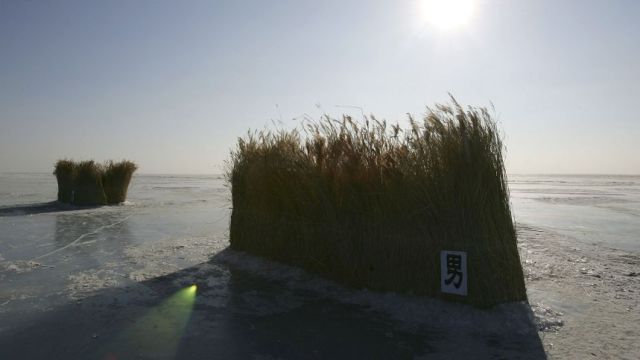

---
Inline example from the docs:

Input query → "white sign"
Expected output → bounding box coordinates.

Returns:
[440,250,467,296]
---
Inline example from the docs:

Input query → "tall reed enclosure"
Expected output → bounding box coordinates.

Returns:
[53,160,137,206]
[227,99,526,307]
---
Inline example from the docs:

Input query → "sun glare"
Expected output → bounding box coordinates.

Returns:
[420,0,475,31]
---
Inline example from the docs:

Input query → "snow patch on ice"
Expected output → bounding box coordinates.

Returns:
[531,303,564,332]
[0,260,42,273]
[124,235,226,281]
[66,270,122,300]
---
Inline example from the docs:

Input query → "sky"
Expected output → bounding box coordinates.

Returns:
[1,0,639,174]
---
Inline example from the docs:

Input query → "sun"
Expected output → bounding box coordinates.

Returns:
[419,0,475,31]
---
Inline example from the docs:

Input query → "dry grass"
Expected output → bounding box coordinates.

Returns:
[227,98,526,307]
[102,160,138,204]
[53,160,137,206]
[53,159,77,203]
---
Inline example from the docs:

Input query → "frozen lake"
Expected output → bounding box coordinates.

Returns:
[510,174,640,253]
[0,172,638,358]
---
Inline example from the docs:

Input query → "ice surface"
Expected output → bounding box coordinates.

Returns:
[510,174,640,252]
[0,173,638,358]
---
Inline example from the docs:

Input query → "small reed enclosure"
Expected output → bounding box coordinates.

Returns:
[227,100,527,307]
[54,160,137,206]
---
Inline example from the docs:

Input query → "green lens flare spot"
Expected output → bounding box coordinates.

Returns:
[100,285,198,358]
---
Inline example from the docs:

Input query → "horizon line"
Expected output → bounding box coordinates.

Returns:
[1,171,639,177]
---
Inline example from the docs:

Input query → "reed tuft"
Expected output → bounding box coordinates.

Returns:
[227,98,526,307]
[53,159,137,206]
[102,160,138,204]
[53,159,77,203]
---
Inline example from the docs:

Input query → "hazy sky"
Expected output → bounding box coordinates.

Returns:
[1,0,639,174]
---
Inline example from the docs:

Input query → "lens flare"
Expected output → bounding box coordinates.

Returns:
[100,285,198,358]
